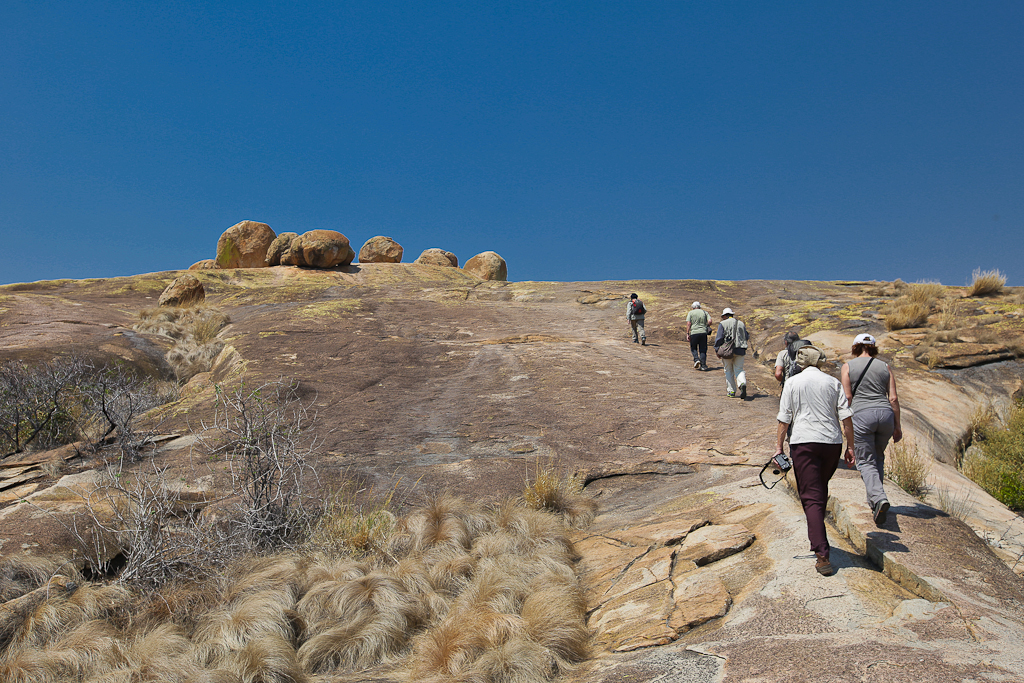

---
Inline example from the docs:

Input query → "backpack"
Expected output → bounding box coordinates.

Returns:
[716,317,748,359]
[786,339,811,380]
[632,300,646,316]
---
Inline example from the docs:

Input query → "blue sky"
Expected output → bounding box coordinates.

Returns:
[2,1,1022,286]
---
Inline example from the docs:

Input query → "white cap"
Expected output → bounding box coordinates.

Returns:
[721,307,733,316]
[692,301,701,309]
[854,333,876,345]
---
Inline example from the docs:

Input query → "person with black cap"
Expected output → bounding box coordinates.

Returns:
[627,293,646,345]
[841,332,902,526]
[776,345,855,577]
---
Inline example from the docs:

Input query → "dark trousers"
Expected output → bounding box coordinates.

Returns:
[791,442,842,557]
[689,333,708,366]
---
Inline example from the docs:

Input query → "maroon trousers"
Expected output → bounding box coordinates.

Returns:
[791,442,842,557]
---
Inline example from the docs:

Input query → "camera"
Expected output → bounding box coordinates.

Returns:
[771,452,792,474]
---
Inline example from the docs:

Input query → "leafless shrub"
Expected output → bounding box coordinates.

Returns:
[966,268,1007,297]
[0,357,88,458]
[194,379,322,552]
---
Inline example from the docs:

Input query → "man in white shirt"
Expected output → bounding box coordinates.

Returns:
[775,346,855,577]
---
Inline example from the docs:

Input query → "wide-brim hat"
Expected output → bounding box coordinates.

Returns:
[796,345,825,369]
[721,307,733,316]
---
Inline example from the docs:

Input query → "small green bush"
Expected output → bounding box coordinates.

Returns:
[963,400,1024,511]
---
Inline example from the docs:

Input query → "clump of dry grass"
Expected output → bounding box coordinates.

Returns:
[305,487,398,560]
[0,493,593,682]
[883,300,931,330]
[934,485,976,522]
[966,268,1006,297]
[907,281,945,306]
[935,297,962,331]
[523,459,598,529]
[885,438,930,498]
[135,306,230,382]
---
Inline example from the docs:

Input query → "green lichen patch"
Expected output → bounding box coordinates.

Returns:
[296,299,364,319]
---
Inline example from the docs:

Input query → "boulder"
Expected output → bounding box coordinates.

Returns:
[188,259,218,271]
[215,221,276,269]
[359,236,404,263]
[265,232,300,266]
[464,251,508,281]
[415,248,459,267]
[296,230,355,268]
[158,274,205,308]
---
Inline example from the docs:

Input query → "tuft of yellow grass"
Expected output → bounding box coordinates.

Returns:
[966,268,1007,297]
[885,438,930,498]
[522,459,598,529]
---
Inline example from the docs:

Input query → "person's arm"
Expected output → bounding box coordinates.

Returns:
[842,416,855,466]
[889,368,902,442]
[777,421,789,455]
[686,318,692,340]
[775,366,785,382]
[840,363,853,403]
[714,324,724,348]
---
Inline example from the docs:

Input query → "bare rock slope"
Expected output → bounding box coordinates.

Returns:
[2,266,1024,681]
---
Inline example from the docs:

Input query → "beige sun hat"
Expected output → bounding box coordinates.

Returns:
[795,345,826,369]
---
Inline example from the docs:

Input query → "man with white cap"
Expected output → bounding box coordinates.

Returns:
[776,345,855,576]
[713,307,749,398]
[685,301,712,370]
[841,332,902,526]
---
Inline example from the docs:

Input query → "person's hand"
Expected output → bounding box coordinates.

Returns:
[844,446,856,467]
[893,425,903,443]
[686,334,691,341]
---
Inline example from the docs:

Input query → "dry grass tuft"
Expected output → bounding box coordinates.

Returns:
[885,438,930,498]
[966,268,1007,297]
[306,488,398,560]
[0,555,78,602]
[135,306,230,381]
[523,460,598,529]
[882,300,931,330]
[934,485,976,522]
[907,281,945,306]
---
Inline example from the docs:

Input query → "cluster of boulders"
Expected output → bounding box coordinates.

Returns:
[188,220,507,281]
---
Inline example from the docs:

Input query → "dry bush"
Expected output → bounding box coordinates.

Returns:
[194,379,322,552]
[936,297,962,330]
[885,438,930,498]
[907,281,944,306]
[934,485,976,522]
[523,460,598,529]
[966,268,1007,297]
[305,485,398,560]
[883,300,931,331]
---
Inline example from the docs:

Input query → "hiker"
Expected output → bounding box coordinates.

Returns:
[776,345,855,577]
[627,293,646,345]
[841,333,902,526]
[713,308,748,398]
[774,332,811,386]
[686,301,711,370]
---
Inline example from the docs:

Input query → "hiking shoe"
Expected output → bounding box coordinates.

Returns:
[641,339,646,345]
[815,554,834,576]
[727,391,736,398]
[694,360,701,369]
[873,500,890,526]
[739,383,746,399]
[701,364,708,371]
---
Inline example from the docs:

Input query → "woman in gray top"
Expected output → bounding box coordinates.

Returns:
[840,333,902,526]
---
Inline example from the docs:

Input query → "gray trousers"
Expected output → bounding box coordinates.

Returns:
[853,407,895,508]
[630,317,645,342]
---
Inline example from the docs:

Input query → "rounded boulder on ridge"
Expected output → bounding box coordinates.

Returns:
[215,221,277,269]
[265,232,300,266]
[359,236,404,263]
[296,230,355,268]
[158,274,205,307]
[415,248,459,267]
[188,259,218,271]
[464,251,508,281]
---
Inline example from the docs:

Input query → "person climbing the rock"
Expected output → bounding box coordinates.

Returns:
[774,331,801,386]
[841,333,902,526]
[686,301,711,370]
[627,293,646,345]
[714,307,748,397]
[775,345,855,577]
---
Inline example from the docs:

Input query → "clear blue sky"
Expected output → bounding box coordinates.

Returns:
[2,2,1022,286]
